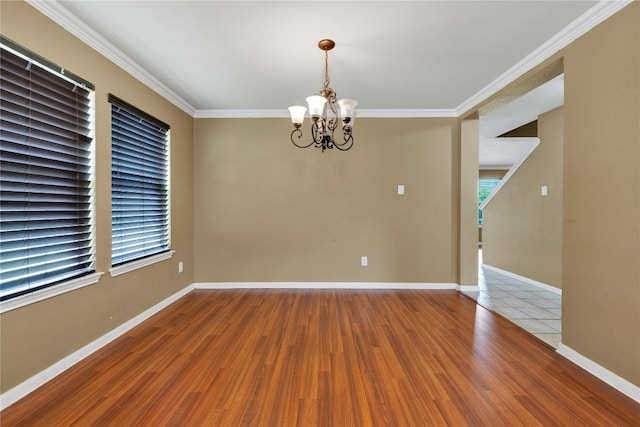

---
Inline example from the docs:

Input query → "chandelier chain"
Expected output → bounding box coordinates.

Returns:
[323,50,330,88]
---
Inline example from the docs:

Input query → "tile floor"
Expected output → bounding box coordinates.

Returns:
[463,250,562,348]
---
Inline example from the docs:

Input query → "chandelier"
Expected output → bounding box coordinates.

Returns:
[288,39,358,152]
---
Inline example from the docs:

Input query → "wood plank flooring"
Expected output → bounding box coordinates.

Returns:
[2,289,639,426]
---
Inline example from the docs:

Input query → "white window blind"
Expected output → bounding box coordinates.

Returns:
[0,38,95,301]
[110,94,170,266]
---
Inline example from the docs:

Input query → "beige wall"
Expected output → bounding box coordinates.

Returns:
[482,107,564,288]
[194,118,459,284]
[459,119,479,286]
[562,2,640,386]
[479,170,508,179]
[0,2,195,393]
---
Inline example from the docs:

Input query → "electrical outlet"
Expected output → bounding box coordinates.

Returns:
[398,184,405,195]
[178,261,184,273]
[361,256,368,267]
[541,185,548,196]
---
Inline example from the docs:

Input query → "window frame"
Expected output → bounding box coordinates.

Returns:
[0,36,101,312]
[108,94,172,276]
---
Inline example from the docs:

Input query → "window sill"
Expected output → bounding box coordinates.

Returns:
[109,250,175,277]
[0,272,104,314]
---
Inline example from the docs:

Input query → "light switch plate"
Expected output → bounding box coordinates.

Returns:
[541,185,548,196]
[398,185,405,195]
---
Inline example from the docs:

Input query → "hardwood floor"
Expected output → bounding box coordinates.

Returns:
[2,289,639,426]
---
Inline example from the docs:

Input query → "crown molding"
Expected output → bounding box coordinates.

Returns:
[27,0,632,120]
[455,0,633,117]
[25,0,196,117]
[194,109,289,119]
[356,109,458,118]
[194,108,458,119]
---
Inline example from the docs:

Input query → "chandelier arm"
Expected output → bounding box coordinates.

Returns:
[326,117,338,132]
[290,128,315,149]
[328,90,337,106]
[311,119,323,144]
[332,137,354,151]
[331,127,354,151]
[326,88,338,141]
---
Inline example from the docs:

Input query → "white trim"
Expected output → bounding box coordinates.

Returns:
[194,282,458,290]
[455,0,634,116]
[458,285,480,293]
[194,109,289,119]
[109,250,175,277]
[356,109,457,118]
[0,272,104,314]
[0,284,194,411]
[193,109,458,119]
[557,343,640,403]
[479,139,540,210]
[25,0,196,117]
[481,264,561,295]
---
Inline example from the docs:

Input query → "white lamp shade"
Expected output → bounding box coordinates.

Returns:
[337,99,358,120]
[306,95,327,117]
[288,105,307,125]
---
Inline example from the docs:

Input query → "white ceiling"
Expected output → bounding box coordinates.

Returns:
[40,0,612,116]
[28,1,629,167]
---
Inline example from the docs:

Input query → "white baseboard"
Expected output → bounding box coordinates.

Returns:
[0,285,194,411]
[458,285,480,292]
[481,264,561,295]
[194,282,458,290]
[557,343,640,403]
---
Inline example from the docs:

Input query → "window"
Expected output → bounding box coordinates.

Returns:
[110,95,170,269]
[0,37,96,301]
[478,178,501,225]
